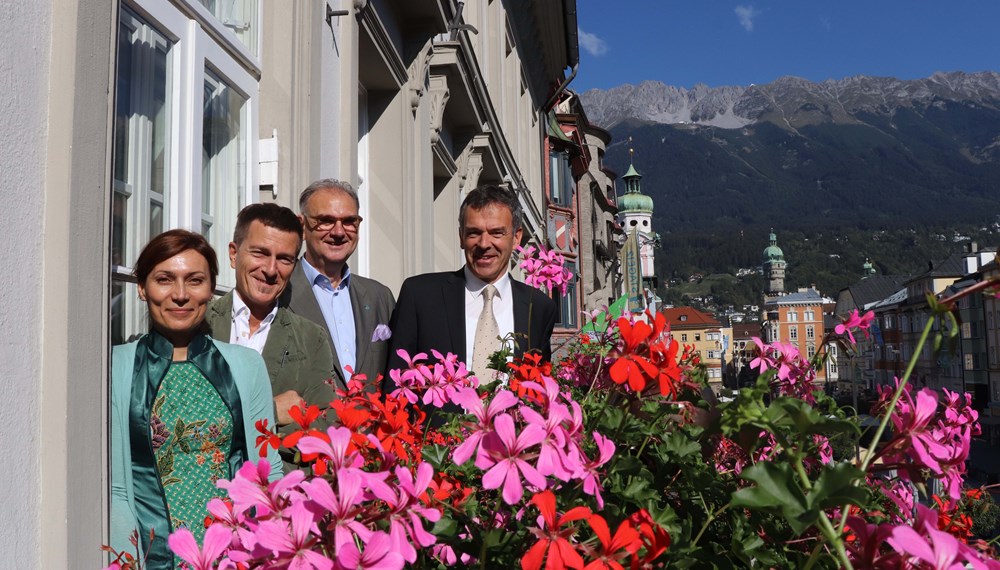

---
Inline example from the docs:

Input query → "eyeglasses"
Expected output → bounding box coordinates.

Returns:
[304,214,363,232]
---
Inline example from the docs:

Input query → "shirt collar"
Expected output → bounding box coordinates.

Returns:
[232,289,278,325]
[463,266,512,300]
[301,256,352,291]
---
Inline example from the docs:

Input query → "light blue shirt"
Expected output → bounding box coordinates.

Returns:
[301,257,357,381]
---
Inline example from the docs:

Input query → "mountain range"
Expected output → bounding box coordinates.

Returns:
[578,71,1000,298]
[578,71,1000,232]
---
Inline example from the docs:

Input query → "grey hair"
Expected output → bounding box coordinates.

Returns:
[459,184,523,233]
[298,179,360,214]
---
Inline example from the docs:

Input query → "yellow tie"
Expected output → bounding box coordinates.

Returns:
[471,284,500,384]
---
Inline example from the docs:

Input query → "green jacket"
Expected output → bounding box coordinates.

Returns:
[205,291,337,411]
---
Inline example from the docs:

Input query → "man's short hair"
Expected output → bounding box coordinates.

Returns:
[459,184,523,233]
[299,179,360,214]
[232,203,303,246]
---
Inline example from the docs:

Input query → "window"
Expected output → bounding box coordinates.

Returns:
[965,353,975,370]
[555,260,577,328]
[962,322,972,339]
[788,310,798,322]
[111,0,259,344]
[681,334,688,342]
[807,345,815,358]
[706,350,721,359]
[549,150,573,205]
[789,326,798,341]
[806,325,814,340]
[708,368,721,378]
[694,334,701,342]
[804,310,814,321]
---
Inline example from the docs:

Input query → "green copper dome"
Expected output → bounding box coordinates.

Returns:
[619,161,653,213]
[619,191,654,213]
[763,231,784,261]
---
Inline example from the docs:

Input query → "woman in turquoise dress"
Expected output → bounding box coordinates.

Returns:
[110,229,283,568]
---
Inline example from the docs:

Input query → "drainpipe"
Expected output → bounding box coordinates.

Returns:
[544,62,579,111]
[544,0,580,111]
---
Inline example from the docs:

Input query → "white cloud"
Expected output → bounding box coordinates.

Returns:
[734,5,761,32]
[578,28,608,57]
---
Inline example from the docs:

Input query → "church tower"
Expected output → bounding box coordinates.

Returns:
[762,230,785,297]
[617,147,658,287]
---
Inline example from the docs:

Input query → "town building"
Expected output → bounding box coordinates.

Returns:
[1,0,581,563]
[546,92,622,348]
[616,154,659,311]
[662,306,732,392]
[731,322,763,387]
[762,288,835,384]
[832,271,909,393]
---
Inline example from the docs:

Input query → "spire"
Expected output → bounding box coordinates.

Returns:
[622,136,643,194]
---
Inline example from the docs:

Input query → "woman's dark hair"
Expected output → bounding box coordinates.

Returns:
[133,229,219,290]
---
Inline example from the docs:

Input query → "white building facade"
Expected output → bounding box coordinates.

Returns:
[1,0,578,565]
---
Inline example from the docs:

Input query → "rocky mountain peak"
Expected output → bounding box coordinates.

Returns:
[579,71,1000,130]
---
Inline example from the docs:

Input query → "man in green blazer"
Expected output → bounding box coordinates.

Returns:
[205,204,336,440]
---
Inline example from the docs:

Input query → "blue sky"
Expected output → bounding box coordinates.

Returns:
[575,1,1000,91]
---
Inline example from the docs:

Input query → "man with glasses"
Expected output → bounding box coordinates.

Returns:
[281,179,395,390]
[385,184,556,386]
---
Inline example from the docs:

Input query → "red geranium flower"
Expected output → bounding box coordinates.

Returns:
[522,490,592,570]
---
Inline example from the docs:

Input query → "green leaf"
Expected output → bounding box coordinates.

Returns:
[731,462,811,534]
[806,462,869,511]
[660,431,701,459]
[431,516,458,537]
[423,445,450,469]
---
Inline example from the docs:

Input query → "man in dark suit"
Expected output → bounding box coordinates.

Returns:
[205,203,336,436]
[386,185,557,384]
[281,179,395,390]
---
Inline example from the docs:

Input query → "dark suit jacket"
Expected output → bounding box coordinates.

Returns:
[280,262,396,389]
[205,291,336,407]
[385,269,558,375]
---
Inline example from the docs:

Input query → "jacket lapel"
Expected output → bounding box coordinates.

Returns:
[512,281,530,357]
[350,279,371,373]
[445,269,467,362]
[206,291,234,343]
[285,263,342,376]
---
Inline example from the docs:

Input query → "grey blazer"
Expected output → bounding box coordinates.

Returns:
[280,262,396,388]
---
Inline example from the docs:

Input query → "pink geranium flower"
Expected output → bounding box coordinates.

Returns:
[452,387,518,466]
[481,413,547,504]
[168,525,233,570]
[335,531,404,570]
[835,309,875,345]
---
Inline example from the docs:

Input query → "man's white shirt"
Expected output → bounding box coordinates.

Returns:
[463,267,515,370]
[229,290,278,354]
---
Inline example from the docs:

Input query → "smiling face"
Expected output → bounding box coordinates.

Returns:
[229,220,300,316]
[460,203,523,284]
[138,249,214,346]
[300,187,360,279]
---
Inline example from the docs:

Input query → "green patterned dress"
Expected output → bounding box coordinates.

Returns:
[150,361,233,544]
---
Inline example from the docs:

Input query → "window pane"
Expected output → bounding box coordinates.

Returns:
[202,69,247,286]
[197,0,258,54]
[112,9,172,269]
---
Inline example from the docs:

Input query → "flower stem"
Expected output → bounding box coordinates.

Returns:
[792,457,855,570]
[836,314,937,535]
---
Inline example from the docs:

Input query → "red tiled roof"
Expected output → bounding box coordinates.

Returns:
[661,306,721,328]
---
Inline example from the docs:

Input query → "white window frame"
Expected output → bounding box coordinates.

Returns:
[113,0,260,343]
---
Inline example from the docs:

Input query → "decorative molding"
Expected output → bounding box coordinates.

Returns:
[427,74,450,144]
[409,47,434,112]
[460,150,484,193]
